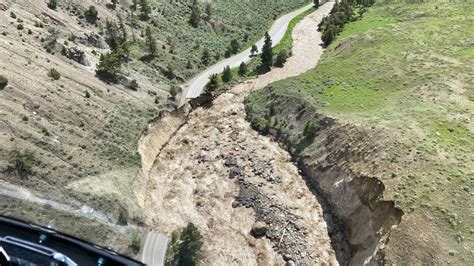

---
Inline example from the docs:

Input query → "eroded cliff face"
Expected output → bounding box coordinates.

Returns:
[136,107,189,207]
[245,91,403,265]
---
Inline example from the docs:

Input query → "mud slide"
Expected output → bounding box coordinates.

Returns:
[141,2,337,265]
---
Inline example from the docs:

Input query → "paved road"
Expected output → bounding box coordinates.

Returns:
[141,232,168,266]
[181,3,317,102]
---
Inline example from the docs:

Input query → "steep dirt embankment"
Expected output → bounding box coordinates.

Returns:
[245,92,404,265]
[141,2,338,265]
[136,107,190,206]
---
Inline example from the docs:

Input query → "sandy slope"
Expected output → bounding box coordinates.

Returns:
[143,2,336,265]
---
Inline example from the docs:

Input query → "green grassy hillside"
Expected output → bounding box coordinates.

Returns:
[246,1,473,264]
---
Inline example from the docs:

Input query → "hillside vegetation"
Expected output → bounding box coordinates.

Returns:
[246,1,473,264]
[0,0,308,252]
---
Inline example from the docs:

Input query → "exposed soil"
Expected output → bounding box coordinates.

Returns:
[142,2,338,265]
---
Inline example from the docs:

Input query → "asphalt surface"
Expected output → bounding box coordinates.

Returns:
[141,232,168,266]
[181,3,316,101]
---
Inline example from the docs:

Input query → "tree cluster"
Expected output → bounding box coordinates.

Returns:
[166,223,203,266]
[318,0,374,46]
[96,19,130,82]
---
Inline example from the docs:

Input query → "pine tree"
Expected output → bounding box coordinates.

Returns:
[260,32,273,72]
[145,26,157,56]
[238,62,248,76]
[118,15,127,44]
[189,0,201,28]
[230,39,240,54]
[222,66,232,83]
[201,48,211,66]
[274,49,288,67]
[204,3,212,21]
[314,0,319,8]
[204,74,219,97]
[178,223,203,265]
[322,25,336,46]
[96,52,122,82]
[105,20,120,52]
[84,5,99,23]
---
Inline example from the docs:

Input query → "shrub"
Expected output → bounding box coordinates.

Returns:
[303,121,318,139]
[130,230,141,254]
[48,0,58,10]
[7,149,35,177]
[250,44,258,56]
[17,24,24,30]
[48,68,61,80]
[10,12,16,19]
[118,207,129,225]
[169,85,178,100]
[0,75,8,89]
[126,79,139,91]
[41,127,50,136]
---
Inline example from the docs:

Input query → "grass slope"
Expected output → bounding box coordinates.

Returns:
[247,1,473,264]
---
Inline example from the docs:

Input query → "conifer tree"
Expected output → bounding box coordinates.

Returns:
[204,74,219,97]
[145,26,157,56]
[238,61,248,76]
[260,32,273,72]
[189,0,201,28]
[222,66,232,83]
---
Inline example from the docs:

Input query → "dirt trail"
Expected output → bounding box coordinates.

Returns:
[143,2,336,265]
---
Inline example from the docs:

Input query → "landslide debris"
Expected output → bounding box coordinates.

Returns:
[142,3,338,264]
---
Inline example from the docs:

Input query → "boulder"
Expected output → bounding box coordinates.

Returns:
[250,221,267,238]
[67,47,90,66]
[229,167,242,179]
[224,155,237,167]
[79,33,108,49]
